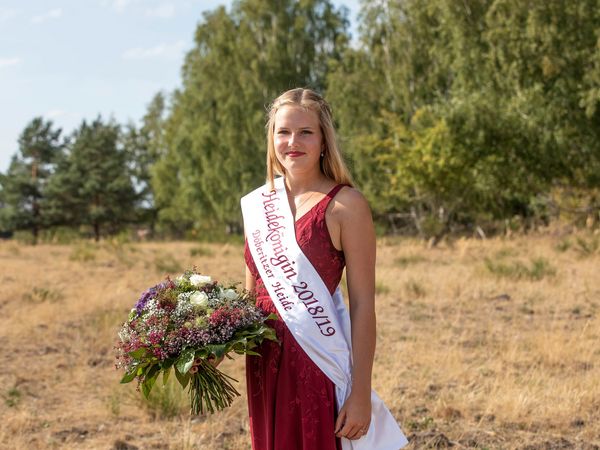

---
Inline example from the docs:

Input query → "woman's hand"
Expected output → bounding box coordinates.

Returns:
[334,389,372,440]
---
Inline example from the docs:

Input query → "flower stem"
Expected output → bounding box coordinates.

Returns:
[188,359,241,414]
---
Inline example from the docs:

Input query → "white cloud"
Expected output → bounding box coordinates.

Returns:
[146,3,175,18]
[101,0,141,13]
[0,8,19,22]
[31,8,63,24]
[122,40,187,60]
[0,58,22,68]
[44,109,68,119]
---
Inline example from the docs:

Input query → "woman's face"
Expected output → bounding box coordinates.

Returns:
[273,105,323,175]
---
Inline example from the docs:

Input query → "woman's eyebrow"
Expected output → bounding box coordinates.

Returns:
[276,125,314,130]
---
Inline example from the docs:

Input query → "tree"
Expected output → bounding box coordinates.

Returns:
[122,92,168,236]
[152,0,350,237]
[328,0,600,236]
[45,117,137,241]
[0,118,64,243]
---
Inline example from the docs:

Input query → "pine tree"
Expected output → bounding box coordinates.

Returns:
[45,117,137,241]
[0,118,64,243]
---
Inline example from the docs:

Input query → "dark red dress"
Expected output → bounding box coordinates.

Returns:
[244,184,347,450]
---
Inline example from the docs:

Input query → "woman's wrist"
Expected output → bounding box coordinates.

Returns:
[350,382,372,399]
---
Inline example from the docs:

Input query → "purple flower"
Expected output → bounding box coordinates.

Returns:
[135,285,159,316]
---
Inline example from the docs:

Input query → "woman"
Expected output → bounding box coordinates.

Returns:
[241,88,407,450]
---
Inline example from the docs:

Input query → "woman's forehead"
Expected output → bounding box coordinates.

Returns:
[274,105,319,128]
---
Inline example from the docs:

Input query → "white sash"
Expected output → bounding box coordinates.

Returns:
[241,177,408,450]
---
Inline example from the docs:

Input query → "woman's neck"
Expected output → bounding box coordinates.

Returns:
[284,170,328,195]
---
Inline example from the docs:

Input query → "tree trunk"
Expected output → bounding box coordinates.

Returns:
[32,225,38,245]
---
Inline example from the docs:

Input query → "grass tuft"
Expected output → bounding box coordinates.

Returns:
[190,246,215,257]
[69,242,97,262]
[575,236,599,257]
[375,280,390,295]
[404,279,427,298]
[141,375,190,420]
[394,255,427,267]
[554,239,571,253]
[484,257,556,281]
[2,387,21,408]
[22,286,62,303]
[154,252,183,274]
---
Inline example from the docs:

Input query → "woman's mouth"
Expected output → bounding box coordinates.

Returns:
[287,151,304,157]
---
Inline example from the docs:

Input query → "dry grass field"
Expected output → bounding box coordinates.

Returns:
[0,232,599,450]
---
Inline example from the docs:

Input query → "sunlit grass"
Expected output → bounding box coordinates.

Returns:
[0,234,598,448]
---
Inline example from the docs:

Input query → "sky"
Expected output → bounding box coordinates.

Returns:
[0,0,359,172]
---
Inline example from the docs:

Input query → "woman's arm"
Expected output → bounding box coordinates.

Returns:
[333,188,376,440]
[245,264,256,292]
[244,229,257,292]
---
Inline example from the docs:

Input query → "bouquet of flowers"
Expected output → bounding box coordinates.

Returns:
[115,269,277,414]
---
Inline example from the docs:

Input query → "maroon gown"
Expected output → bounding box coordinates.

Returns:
[243,184,347,450]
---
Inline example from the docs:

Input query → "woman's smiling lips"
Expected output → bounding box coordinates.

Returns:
[286,151,305,157]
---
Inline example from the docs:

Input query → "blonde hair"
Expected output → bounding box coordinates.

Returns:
[265,88,354,189]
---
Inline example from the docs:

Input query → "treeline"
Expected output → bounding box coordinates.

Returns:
[1,0,599,243]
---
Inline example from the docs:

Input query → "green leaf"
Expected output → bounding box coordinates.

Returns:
[136,363,149,376]
[142,365,160,399]
[120,370,137,384]
[162,367,171,386]
[160,358,175,370]
[175,348,195,374]
[128,347,148,360]
[209,344,227,358]
[146,364,160,379]
[141,379,152,399]
[174,366,190,389]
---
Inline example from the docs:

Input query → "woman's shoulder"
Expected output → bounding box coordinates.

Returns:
[330,185,372,221]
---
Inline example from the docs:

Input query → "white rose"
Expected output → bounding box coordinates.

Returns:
[221,288,238,300]
[189,291,209,308]
[189,274,212,287]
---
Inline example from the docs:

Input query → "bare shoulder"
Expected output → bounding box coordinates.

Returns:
[329,186,372,222]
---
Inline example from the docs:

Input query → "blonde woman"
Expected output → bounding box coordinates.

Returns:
[241,88,407,450]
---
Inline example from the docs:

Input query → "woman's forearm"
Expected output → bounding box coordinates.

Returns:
[349,301,376,396]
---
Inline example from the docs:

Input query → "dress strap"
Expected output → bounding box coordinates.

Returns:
[320,184,347,211]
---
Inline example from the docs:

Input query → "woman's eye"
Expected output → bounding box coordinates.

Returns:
[277,130,289,135]
[301,130,312,134]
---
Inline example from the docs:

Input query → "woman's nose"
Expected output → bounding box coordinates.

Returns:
[288,132,299,146]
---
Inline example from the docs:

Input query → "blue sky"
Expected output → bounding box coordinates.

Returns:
[0,0,359,172]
